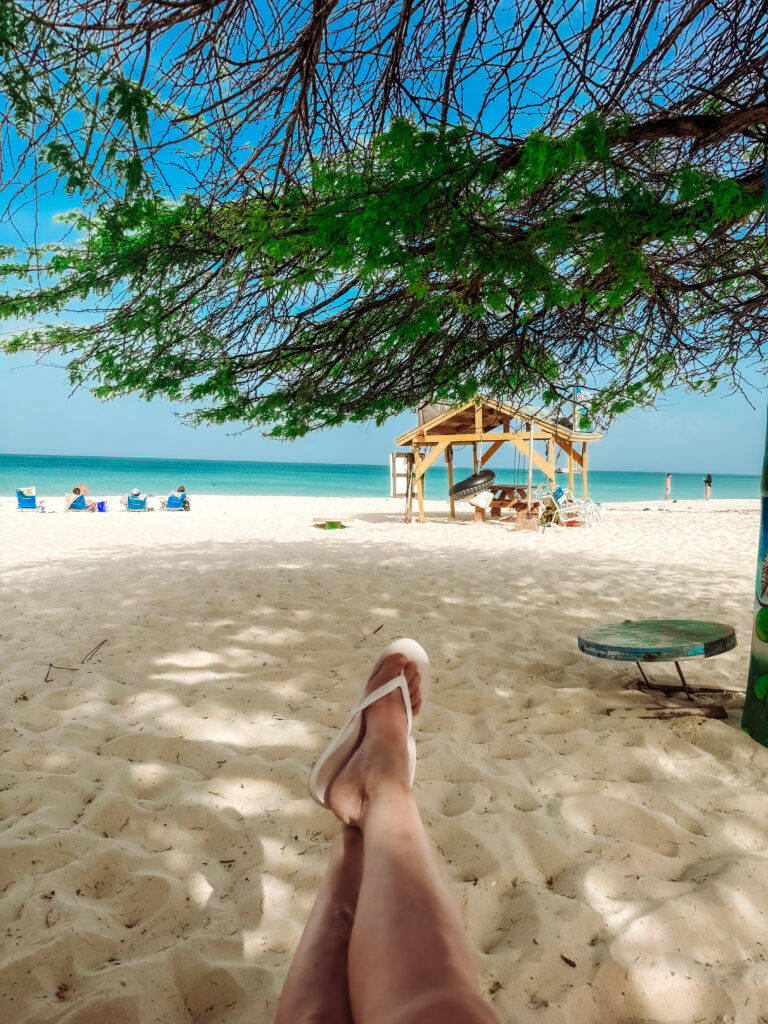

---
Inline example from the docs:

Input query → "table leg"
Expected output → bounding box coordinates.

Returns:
[632,660,734,706]
[674,661,694,701]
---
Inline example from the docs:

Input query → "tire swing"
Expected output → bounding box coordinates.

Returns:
[449,469,496,510]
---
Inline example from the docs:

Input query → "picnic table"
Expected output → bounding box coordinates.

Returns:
[578,619,737,705]
[489,484,539,519]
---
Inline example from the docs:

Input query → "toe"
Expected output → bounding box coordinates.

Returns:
[368,652,407,689]
[404,660,422,714]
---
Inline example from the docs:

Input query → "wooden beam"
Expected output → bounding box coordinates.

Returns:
[554,437,584,468]
[507,436,552,479]
[475,402,483,433]
[549,433,556,482]
[413,446,425,523]
[582,441,589,499]
[403,452,415,524]
[480,440,505,467]
[409,431,556,443]
[394,398,476,445]
[395,400,604,446]
[414,440,450,478]
[446,445,455,518]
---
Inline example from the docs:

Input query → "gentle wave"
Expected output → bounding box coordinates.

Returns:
[0,451,760,501]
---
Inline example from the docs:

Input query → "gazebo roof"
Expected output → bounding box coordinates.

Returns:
[395,396,603,446]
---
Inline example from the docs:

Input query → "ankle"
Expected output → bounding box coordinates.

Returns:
[363,775,412,810]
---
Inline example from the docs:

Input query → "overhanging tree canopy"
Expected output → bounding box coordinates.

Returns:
[1,1,767,437]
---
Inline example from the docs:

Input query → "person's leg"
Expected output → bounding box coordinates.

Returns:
[275,826,363,1024]
[329,654,501,1024]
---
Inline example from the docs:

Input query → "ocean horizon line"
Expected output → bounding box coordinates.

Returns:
[1,451,761,502]
[0,451,759,478]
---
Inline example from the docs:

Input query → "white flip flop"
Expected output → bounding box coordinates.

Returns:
[308,638,431,808]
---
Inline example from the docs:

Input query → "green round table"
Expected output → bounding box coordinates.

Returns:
[578,619,736,698]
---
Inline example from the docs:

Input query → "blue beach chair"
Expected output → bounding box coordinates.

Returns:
[127,494,148,511]
[68,493,88,511]
[164,492,188,511]
[16,487,45,512]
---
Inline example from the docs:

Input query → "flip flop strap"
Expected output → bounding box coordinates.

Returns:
[354,673,413,733]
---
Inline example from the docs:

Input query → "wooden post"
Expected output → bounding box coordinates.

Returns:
[568,442,574,494]
[527,421,533,513]
[582,442,588,498]
[549,434,556,486]
[446,445,455,518]
[474,402,482,474]
[404,457,412,523]
[414,447,425,523]
[475,403,486,523]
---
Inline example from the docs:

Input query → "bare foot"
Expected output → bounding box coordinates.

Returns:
[328,653,422,827]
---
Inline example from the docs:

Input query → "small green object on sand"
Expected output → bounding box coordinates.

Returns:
[313,518,351,530]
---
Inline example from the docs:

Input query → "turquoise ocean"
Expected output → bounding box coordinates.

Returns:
[0,452,761,502]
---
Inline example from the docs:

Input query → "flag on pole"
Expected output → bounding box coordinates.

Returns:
[574,386,590,416]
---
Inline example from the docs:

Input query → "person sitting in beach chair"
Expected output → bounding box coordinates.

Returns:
[275,639,501,1024]
[160,484,190,511]
[121,487,148,511]
[65,486,95,511]
[16,487,45,512]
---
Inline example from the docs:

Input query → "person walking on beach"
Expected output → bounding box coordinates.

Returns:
[275,640,501,1024]
[704,473,712,500]
[664,473,672,501]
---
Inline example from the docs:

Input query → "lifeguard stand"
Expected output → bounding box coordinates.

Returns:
[394,396,603,523]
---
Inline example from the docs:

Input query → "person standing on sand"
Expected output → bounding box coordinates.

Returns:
[275,641,501,1024]
[704,473,712,500]
[665,473,672,501]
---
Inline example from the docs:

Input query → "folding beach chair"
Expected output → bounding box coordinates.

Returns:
[68,494,88,511]
[164,492,188,510]
[126,494,148,511]
[16,487,45,512]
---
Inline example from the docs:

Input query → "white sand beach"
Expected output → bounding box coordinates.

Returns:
[2,494,767,1023]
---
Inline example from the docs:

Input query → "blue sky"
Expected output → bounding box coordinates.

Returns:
[1,22,766,476]
[2,186,765,474]
[2,350,766,473]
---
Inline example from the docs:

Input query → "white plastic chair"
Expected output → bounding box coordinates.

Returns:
[551,486,594,526]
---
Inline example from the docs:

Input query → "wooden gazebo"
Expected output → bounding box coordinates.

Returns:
[394,396,603,523]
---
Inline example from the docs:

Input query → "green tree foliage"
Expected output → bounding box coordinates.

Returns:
[2,115,765,436]
[1,2,767,435]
